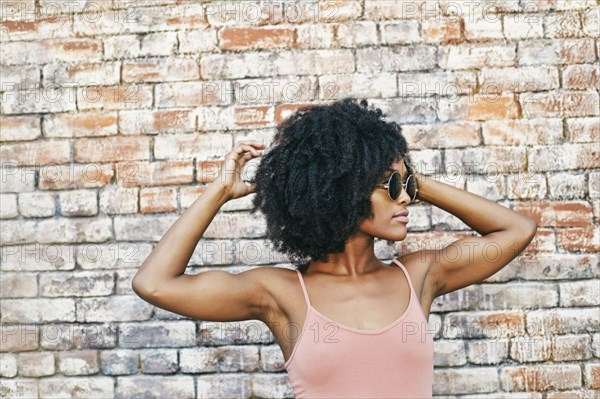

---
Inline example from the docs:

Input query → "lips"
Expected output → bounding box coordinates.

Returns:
[393,210,409,218]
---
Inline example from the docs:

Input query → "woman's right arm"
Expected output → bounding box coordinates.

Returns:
[131,140,276,322]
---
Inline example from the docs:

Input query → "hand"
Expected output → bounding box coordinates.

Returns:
[211,140,266,200]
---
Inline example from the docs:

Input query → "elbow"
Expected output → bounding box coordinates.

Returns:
[131,274,158,299]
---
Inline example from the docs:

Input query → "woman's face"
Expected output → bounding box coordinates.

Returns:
[358,158,414,241]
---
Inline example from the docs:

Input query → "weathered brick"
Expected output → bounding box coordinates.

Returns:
[39,271,114,297]
[0,13,71,42]
[521,0,596,12]
[544,11,586,38]
[140,186,177,213]
[466,339,509,365]
[17,191,55,217]
[99,185,139,215]
[518,38,596,65]
[480,66,559,94]
[251,373,293,399]
[115,161,194,187]
[319,73,397,99]
[526,307,599,334]
[552,334,593,361]
[40,323,117,350]
[57,350,99,375]
[122,58,200,83]
[0,115,41,142]
[36,217,113,243]
[381,20,421,44]
[0,65,35,96]
[43,112,118,138]
[562,64,599,89]
[0,219,37,244]
[113,214,178,241]
[521,90,599,118]
[0,140,70,166]
[364,0,430,20]
[0,193,18,218]
[78,296,153,322]
[0,166,36,192]
[465,174,506,201]
[154,133,232,160]
[566,117,600,144]
[590,171,600,198]
[439,94,521,121]
[77,84,153,111]
[433,367,500,395]
[337,21,378,47]
[0,379,38,399]
[0,272,37,298]
[295,23,336,49]
[74,136,150,163]
[139,349,178,374]
[116,376,195,399]
[438,44,516,70]
[1,298,75,323]
[73,3,206,35]
[501,364,581,391]
[99,349,139,375]
[58,189,98,216]
[357,45,436,73]
[118,109,196,134]
[547,171,588,199]
[398,70,477,96]
[42,62,120,87]
[233,76,317,104]
[178,28,218,53]
[39,163,114,190]
[0,39,102,65]
[219,26,296,50]
[528,143,599,171]
[585,363,600,389]
[1,244,75,272]
[421,17,463,44]
[0,324,39,352]
[155,81,232,108]
[559,280,600,307]
[118,321,196,348]
[197,374,252,399]
[482,118,563,146]
[435,339,467,366]
[0,353,18,377]
[503,13,544,40]
[1,86,77,114]
[556,226,600,252]
[39,377,114,398]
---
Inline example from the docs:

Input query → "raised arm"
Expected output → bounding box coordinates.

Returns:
[131,141,274,322]
[412,170,538,299]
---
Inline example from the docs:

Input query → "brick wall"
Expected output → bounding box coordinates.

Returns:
[1,0,599,398]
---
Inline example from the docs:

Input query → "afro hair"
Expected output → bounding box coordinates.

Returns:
[250,98,414,274]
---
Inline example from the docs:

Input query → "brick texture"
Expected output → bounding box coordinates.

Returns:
[0,0,598,398]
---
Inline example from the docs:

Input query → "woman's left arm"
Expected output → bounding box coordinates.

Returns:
[413,171,538,299]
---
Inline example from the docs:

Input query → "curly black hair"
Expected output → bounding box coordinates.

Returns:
[250,98,413,274]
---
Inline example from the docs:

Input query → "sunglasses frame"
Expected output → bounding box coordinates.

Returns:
[375,170,419,203]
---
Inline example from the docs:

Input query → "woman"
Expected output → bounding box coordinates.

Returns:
[132,98,538,398]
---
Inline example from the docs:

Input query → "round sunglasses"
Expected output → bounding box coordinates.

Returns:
[375,170,419,202]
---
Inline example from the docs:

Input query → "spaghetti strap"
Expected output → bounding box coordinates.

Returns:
[391,258,416,294]
[295,270,313,307]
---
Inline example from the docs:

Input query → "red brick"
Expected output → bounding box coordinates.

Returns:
[556,227,600,252]
[39,164,114,190]
[469,95,522,119]
[422,17,464,44]
[74,136,150,163]
[0,116,41,142]
[0,141,70,166]
[116,161,193,187]
[513,201,594,227]
[43,112,117,138]
[140,187,177,213]
[219,27,296,51]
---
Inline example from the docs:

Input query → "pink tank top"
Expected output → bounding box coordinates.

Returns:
[284,259,434,398]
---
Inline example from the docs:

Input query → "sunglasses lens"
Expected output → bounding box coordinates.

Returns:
[389,173,401,199]
[406,175,417,200]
